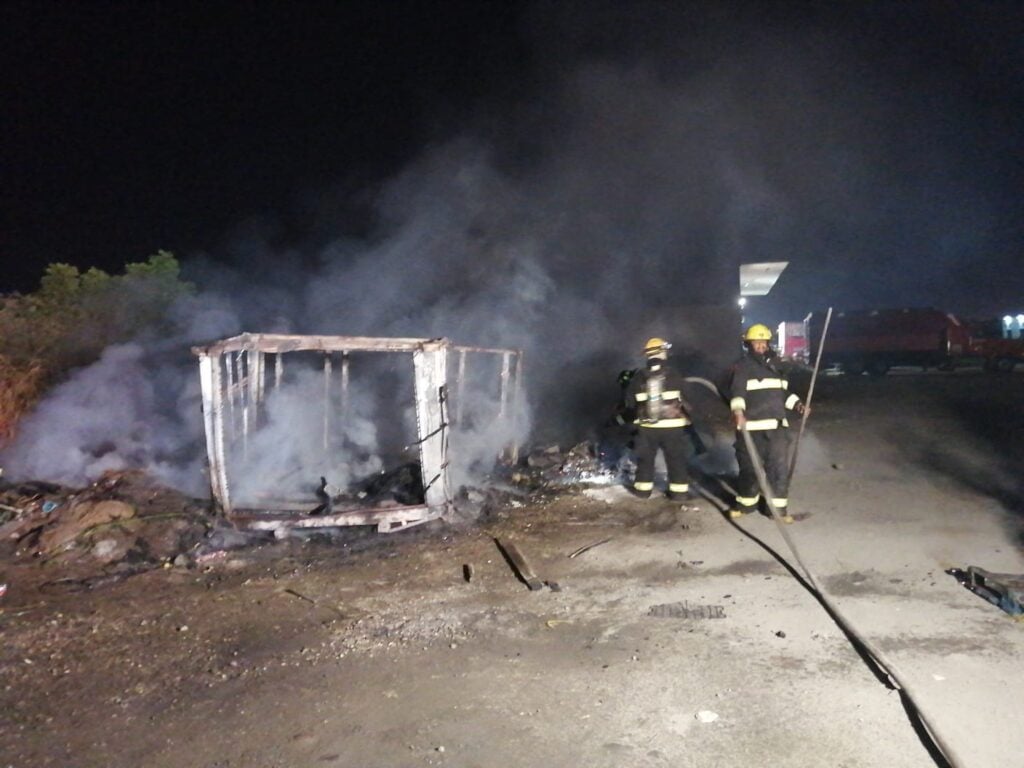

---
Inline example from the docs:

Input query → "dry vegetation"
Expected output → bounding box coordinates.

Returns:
[0,355,47,445]
[0,251,191,449]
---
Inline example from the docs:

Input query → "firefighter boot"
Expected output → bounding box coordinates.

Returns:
[629,481,654,499]
[730,494,759,519]
[772,498,794,524]
[666,483,693,502]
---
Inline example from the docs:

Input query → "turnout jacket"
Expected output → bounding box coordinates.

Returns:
[727,351,802,430]
[625,361,691,428]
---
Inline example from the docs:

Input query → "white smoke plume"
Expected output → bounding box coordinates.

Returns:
[228,368,385,504]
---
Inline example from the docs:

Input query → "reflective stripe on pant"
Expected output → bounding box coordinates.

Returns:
[734,428,791,511]
[735,494,760,513]
[634,426,693,491]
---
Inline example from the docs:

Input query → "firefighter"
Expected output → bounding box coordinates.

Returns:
[624,337,694,500]
[596,369,640,468]
[727,323,807,522]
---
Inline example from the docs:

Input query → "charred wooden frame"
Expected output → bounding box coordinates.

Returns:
[192,333,522,533]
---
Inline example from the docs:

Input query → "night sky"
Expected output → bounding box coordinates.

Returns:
[4,1,1024,324]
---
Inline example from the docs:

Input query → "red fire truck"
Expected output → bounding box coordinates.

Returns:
[776,321,808,362]
[964,318,1024,372]
[804,308,971,376]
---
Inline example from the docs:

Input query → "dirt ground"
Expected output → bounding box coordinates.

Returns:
[2,370,1023,768]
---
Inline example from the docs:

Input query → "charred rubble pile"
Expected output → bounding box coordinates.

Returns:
[442,442,626,523]
[311,462,426,515]
[0,470,214,583]
[510,441,632,491]
[312,444,628,522]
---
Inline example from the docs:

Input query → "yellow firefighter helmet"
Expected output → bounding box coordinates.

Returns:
[743,324,773,341]
[643,337,671,357]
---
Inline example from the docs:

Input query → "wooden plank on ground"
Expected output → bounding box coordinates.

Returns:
[494,538,544,591]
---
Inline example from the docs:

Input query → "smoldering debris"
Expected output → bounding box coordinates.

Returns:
[357,462,425,506]
[306,462,427,516]
[0,470,213,587]
[512,440,632,490]
[450,484,529,524]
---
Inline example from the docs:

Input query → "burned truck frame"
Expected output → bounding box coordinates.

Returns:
[192,333,522,534]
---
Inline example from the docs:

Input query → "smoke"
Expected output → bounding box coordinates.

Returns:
[0,344,209,494]
[229,367,385,503]
[5,1,1018,496]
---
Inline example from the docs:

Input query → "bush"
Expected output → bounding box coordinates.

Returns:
[0,355,47,445]
[0,251,193,447]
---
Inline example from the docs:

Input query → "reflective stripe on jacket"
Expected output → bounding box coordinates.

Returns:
[728,352,800,429]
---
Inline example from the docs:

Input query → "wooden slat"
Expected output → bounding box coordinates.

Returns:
[193,333,449,355]
[228,503,442,532]
[495,538,544,591]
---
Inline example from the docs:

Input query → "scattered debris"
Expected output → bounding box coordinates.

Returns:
[648,601,726,619]
[948,566,1024,616]
[195,550,229,565]
[0,470,211,585]
[358,463,425,506]
[696,710,719,723]
[282,587,318,605]
[39,499,136,554]
[494,538,544,591]
[515,441,627,490]
[526,445,563,470]
[462,563,474,583]
[567,537,613,559]
[775,630,787,638]
[450,484,530,523]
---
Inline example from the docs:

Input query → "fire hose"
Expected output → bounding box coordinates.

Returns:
[740,426,965,767]
[736,307,967,768]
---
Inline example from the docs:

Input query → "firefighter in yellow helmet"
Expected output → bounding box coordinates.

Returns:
[623,337,694,500]
[726,323,807,522]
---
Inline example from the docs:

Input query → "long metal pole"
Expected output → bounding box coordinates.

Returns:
[787,306,833,485]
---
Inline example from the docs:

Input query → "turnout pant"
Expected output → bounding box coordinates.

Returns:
[633,426,693,496]
[734,428,792,513]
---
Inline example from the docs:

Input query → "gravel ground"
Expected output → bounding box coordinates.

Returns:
[1,370,1021,768]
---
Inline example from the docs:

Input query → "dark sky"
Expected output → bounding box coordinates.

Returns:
[2,1,530,286]
[4,0,1024,323]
